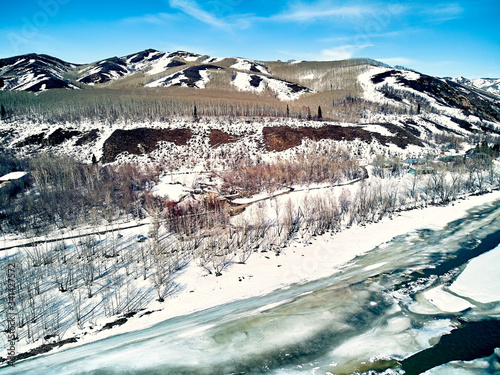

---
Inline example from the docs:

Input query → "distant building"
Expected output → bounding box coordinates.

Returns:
[404,158,426,165]
[409,166,435,175]
[0,171,29,194]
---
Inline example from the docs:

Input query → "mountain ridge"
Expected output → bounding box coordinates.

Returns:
[1,49,500,165]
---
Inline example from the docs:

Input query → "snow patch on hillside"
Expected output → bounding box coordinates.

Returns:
[146,66,215,89]
[231,72,312,101]
[230,58,270,75]
[231,72,265,93]
[358,66,389,104]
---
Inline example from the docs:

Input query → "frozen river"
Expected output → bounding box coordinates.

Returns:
[3,199,500,375]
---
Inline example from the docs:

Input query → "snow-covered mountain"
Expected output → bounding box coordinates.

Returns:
[77,49,203,85]
[2,50,499,115]
[445,76,500,97]
[361,67,500,124]
[0,53,79,92]
[1,49,500,166]
[0,50,311,99]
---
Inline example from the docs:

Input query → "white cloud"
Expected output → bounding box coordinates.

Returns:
[423,2,464,20]
[276,3,375,22]
[425,3,464,16]
[169,0,230,28]
[319,31,404,43]
[122,13,174,25]
[322,44,373,60]
[273,1,411,23]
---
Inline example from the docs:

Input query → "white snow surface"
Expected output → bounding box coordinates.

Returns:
[231,71,311,101]
[449,244,500,303]
[152,176,189,201]
[146,67,213,88]
[231,71,265,93]
[230,58,270,75]
[145,54,174,76]
[0,171,28,181]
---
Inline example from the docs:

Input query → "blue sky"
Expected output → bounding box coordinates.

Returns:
[1,0,499,78]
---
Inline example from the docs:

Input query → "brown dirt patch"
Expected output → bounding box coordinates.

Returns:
[262,124,424,152]
[47,128,82,146]
[102,128,192,163]
[209,129,241,148]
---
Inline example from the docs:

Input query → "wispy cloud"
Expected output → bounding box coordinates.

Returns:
[320,30,404,43]
[422,2,464,21]
[273,1,410,23]
[275,3,374,22]
[322,43,373,60]
[121,13,174,25]
[169,0,231,28]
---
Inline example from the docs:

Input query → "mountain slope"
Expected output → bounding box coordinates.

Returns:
[0,53,79,92]
[446,77,500,97]
[77,49,203,85]
[1,49,500,166]
[360,67,500,124]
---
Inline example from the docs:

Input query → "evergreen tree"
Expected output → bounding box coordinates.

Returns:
[91,154,97,165]
[193,105,198,121]
[1,104,6,120]
[307,107,312,121]
[286,104,290,118]
[317,106,322,120]
[417,103,421,115]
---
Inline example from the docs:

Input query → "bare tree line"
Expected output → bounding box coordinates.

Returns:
[217,146,362,197]
[0,154,161,236]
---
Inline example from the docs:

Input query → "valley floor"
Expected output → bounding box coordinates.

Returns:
[3,186,500,366]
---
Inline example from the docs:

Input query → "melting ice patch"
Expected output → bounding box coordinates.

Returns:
[450,244,500,303]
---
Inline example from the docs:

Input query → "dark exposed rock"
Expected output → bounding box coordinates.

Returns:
[78,57,128,85]
[75,129,100,146]
[125,49,162,64]
[166,60,186,68]
[249,75,263,88]
[0,337,78,364]
[0,53,77,92]
[101,317,128,330]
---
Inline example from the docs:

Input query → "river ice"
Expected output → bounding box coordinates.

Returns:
[450,244,500,304]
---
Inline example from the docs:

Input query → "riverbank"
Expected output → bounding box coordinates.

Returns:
[3,189,500,367]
